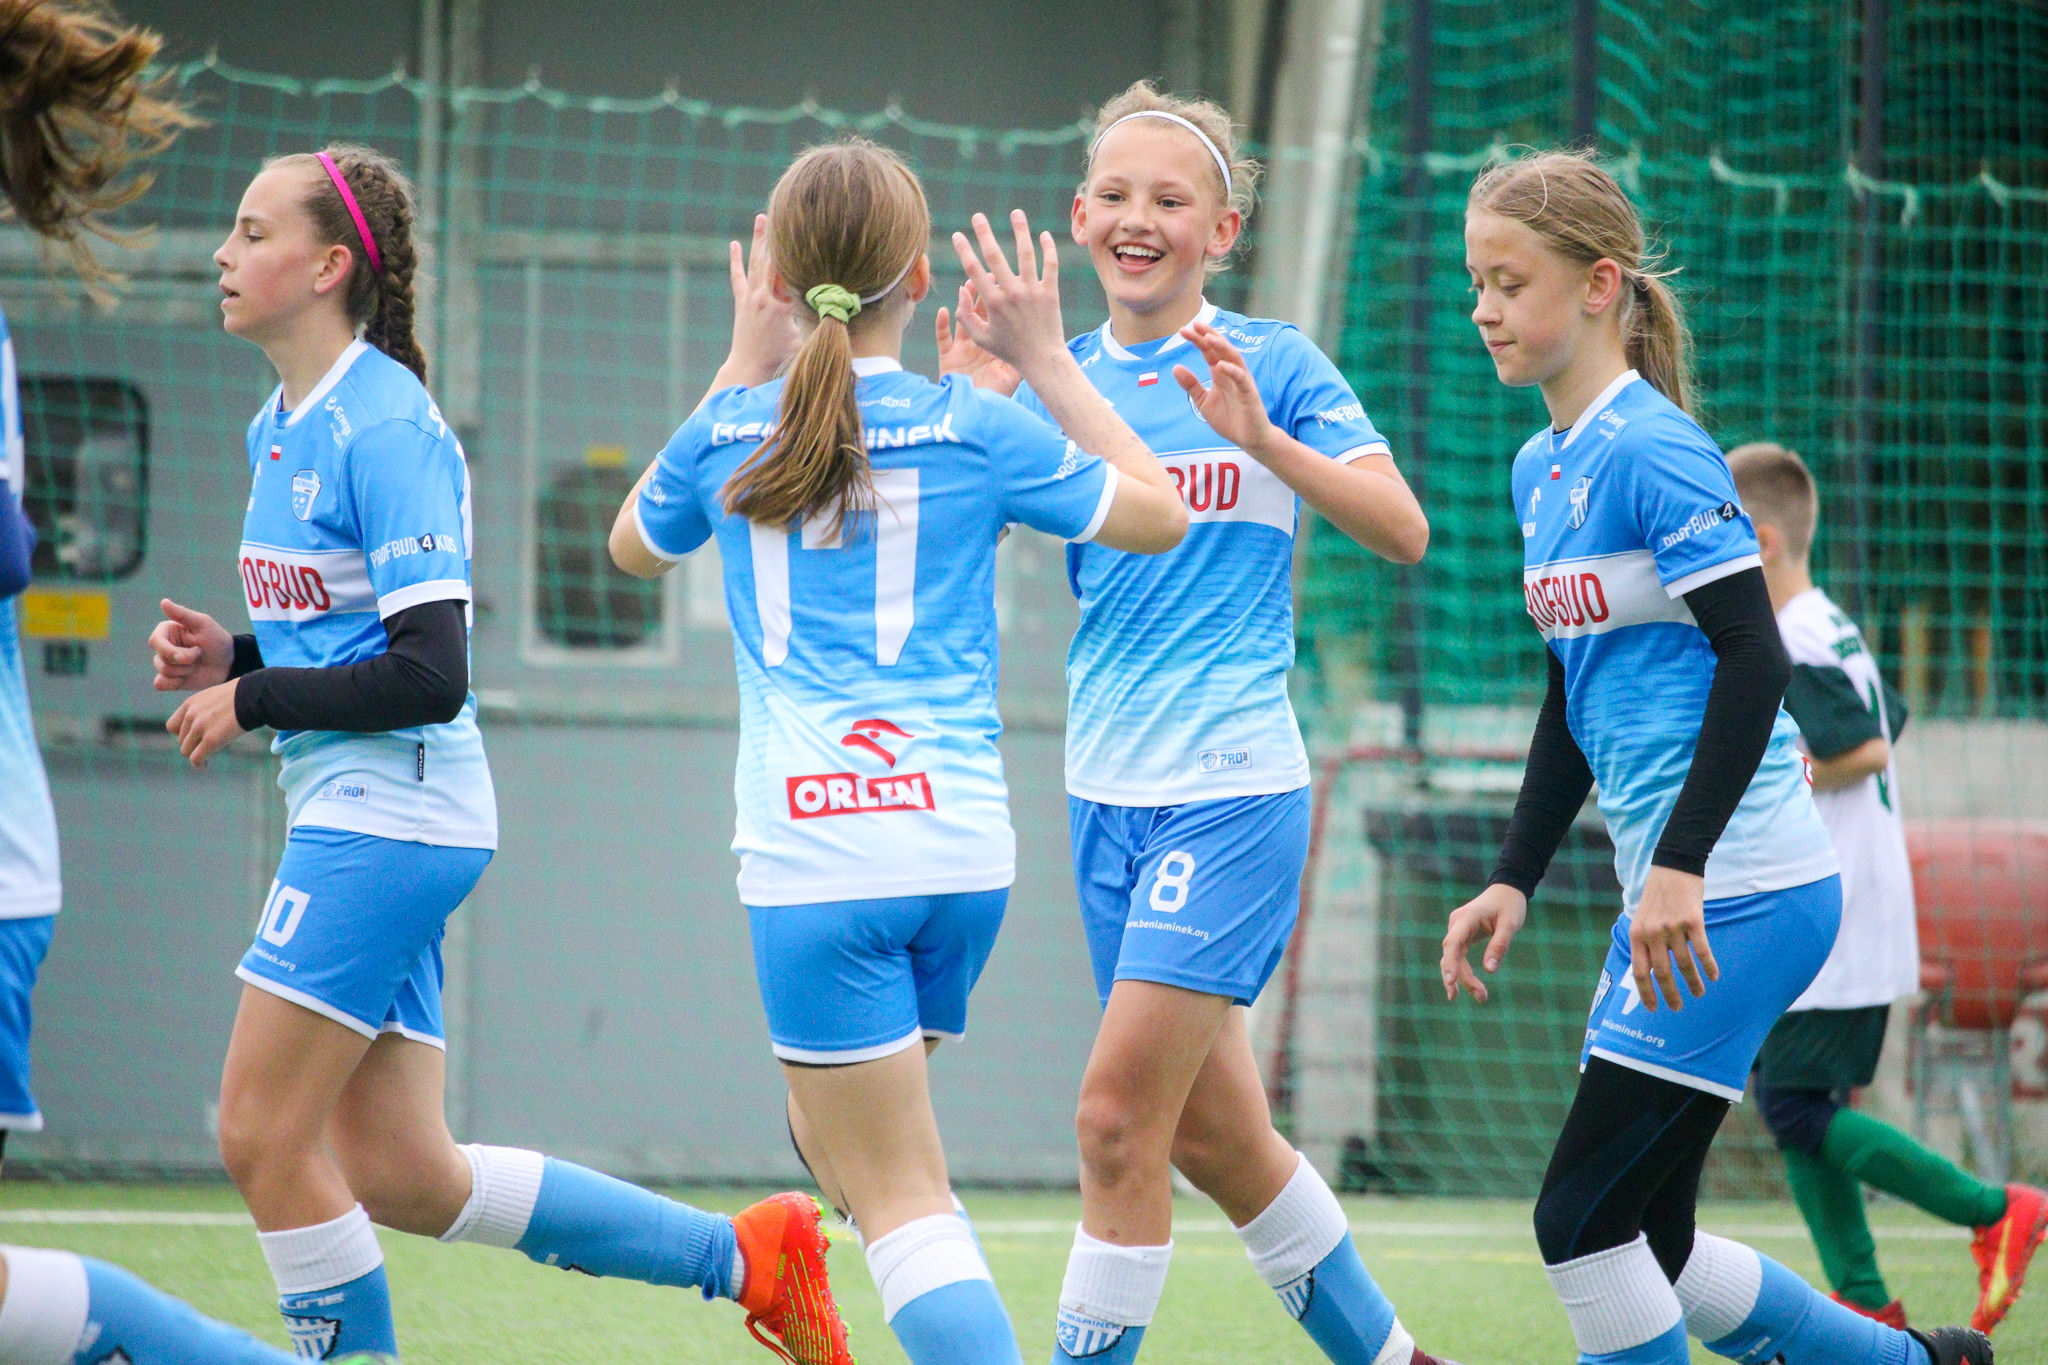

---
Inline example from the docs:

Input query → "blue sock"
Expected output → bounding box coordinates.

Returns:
[1700,1248,1928,1365]
[256,1207,397,1361]
[1049,1228,1170,1364]
[892,1279,1023,1365]
[0,1250,301,1365]
[1581,1319,1692,1364]
[515,1156,737,1300]
[1053,1318,1147,1363]
[1281,1233,1402,1363]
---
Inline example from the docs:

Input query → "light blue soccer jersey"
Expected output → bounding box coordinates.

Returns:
[634,357,1115,906]
[1514,369,1836,912]
[0,309,61,918]
[240,339,496,849]
[1017,300,1390,805]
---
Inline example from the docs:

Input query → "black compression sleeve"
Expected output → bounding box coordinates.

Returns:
[1488,649,1595,899]
[233,598,468,734]
[229,634,264,679]
[1651,566,1792,876]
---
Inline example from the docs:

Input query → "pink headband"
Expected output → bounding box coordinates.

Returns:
[315,152,381,274]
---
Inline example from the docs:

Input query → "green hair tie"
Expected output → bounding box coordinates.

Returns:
[805,283,861,324]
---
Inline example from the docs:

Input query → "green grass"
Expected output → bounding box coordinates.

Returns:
[3,1183,2042,1362]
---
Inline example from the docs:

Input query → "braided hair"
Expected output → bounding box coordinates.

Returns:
[272,143,427,384]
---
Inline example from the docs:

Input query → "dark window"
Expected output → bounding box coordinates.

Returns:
[20,376,148,581]
[534,461,662,650]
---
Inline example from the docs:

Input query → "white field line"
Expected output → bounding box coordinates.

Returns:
[0,1210,1970,1242]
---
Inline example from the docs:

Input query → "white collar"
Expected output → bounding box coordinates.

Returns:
[1099,298,1219,363]
[1555,368,1640,450]
[851,356,904,376]
[284,338,370,426]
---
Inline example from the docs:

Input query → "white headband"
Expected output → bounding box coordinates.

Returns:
[861,249,920,305]
[1087,110,1232,194]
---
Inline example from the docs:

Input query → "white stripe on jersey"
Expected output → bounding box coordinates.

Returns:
[1161,448,1296,532]
[238,543,376,621]
[1523,548,1694,640]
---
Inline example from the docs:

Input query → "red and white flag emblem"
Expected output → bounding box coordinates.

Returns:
[1138,372,1159,387]
[270,445,283,461]
[1549,463,1562,480]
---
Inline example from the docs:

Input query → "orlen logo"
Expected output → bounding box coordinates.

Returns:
[785,718,937,819]
[242,553,331,614]
[1524,570,1610,630]
[1168,460,1239,513]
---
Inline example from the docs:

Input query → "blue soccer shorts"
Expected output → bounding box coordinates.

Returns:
[235,826,492,1047]
[0,915,55,1131]
[747,890,1009,1065]
[1070,788,1312,1008]
[1581,874,1844,1101]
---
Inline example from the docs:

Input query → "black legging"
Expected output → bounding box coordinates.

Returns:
[1532,1057,1731,1280]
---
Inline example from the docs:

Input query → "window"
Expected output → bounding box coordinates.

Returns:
[20,376,148,580]
[532,458,663,650]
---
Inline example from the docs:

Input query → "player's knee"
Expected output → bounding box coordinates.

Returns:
[1074,1091,1152,1185]
[1532,1179,1612,1266]
[1754,1085,1836,1155]
[1167,1117,1236,1193]
[215,1089,290,1189]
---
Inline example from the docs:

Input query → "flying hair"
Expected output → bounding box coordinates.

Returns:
[1085,80,1260,274]
[1726,441,1819,559]
[1468,149,1696,414]
[723,138,930,536]
[267,144,427,384]
[0,0,198,303]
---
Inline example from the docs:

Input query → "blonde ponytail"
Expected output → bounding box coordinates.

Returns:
[1623,271,1694,417]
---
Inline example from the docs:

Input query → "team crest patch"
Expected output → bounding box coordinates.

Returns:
[291,469,323,521]
[1055,1309,1128,1358]
[1568,476,1593,529]
[284,1315,340,1359]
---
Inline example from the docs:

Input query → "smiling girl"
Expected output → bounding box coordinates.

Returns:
[1442,149,1988,1365]
[943,81,1441,1365]
[147,144,850,1364]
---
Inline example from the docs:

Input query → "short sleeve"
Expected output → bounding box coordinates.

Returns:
[1010,380,1049,423]
[1783,663,1883,759]
[975,387,1115,543]
[1625,419,1762,597]
[1262,327,1390,464]
[343,419,472,619]
[633,416,716,561]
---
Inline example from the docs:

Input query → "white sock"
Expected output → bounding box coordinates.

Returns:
[1233,1152,1349,1289]
[0,1246,90,1365]
[438,1144,546,1248]
[1058,1226,1173,1329]
[865,1214,992,1323]
[256,1205,384,1296]
[1543,1235,1684,1357]
[1673,1232,1763,1342]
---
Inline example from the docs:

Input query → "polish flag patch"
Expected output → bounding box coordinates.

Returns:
[1549,463,1563,480]
[1138,372,1159,387]
[270,445,283,461]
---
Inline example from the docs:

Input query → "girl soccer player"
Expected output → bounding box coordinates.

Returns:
[609,139,1187,1365]
[147,144,851,1364]
[941,81,1444,1365]
[1443,149,1991,1365]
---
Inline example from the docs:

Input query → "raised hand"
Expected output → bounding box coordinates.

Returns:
[1628,866,1719,1011]
[935,282,1021,396]
[722,213,800,387]
[149,598,233,693]
[948,210,1067,378]
[1440,882,1529,1004]
[1174,321,1282,458]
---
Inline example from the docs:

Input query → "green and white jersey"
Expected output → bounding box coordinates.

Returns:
[1778,586,1918,1010]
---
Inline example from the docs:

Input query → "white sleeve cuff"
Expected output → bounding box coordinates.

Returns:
[377,579,472,619]
[1665,552,1762,599]
[631,500,685,564]
[1332,440,1393,465]
[1072,466,1121,545]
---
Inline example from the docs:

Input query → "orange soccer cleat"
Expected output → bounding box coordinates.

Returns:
[1829,1293,1908,1329]
[732,1191,856,1364]
[1971,1182,2048,1333]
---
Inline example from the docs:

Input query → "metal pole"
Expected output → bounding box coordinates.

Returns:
[1851,0,1886,617]
[1396,0,1432,750]
[1570,0,1599,147]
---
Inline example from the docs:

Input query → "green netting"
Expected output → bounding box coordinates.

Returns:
[1295,0,2048,1199]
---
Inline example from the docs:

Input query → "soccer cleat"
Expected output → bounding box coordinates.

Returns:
[1906,1325,1995,1364]
[1407,1351,1465,1365]
[1970,1182,2048,1333]
[732,1191,855,1365]
[1829,1292,1908,1328]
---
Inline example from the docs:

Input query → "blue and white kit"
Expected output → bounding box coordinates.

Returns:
[1019,301,1389,1005]
[635,356,1115,1060]
[232,339,496,1044]
[1513,368,1840,1100]
[0,307,59,1130]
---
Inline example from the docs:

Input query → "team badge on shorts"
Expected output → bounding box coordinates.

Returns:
[291,469,323,521]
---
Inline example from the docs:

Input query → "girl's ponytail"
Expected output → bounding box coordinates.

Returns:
[1625,271,1694,418]
[274,143,427,384]
[723,140,929,533]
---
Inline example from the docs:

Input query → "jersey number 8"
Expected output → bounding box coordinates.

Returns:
[1149,850,1197,913]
